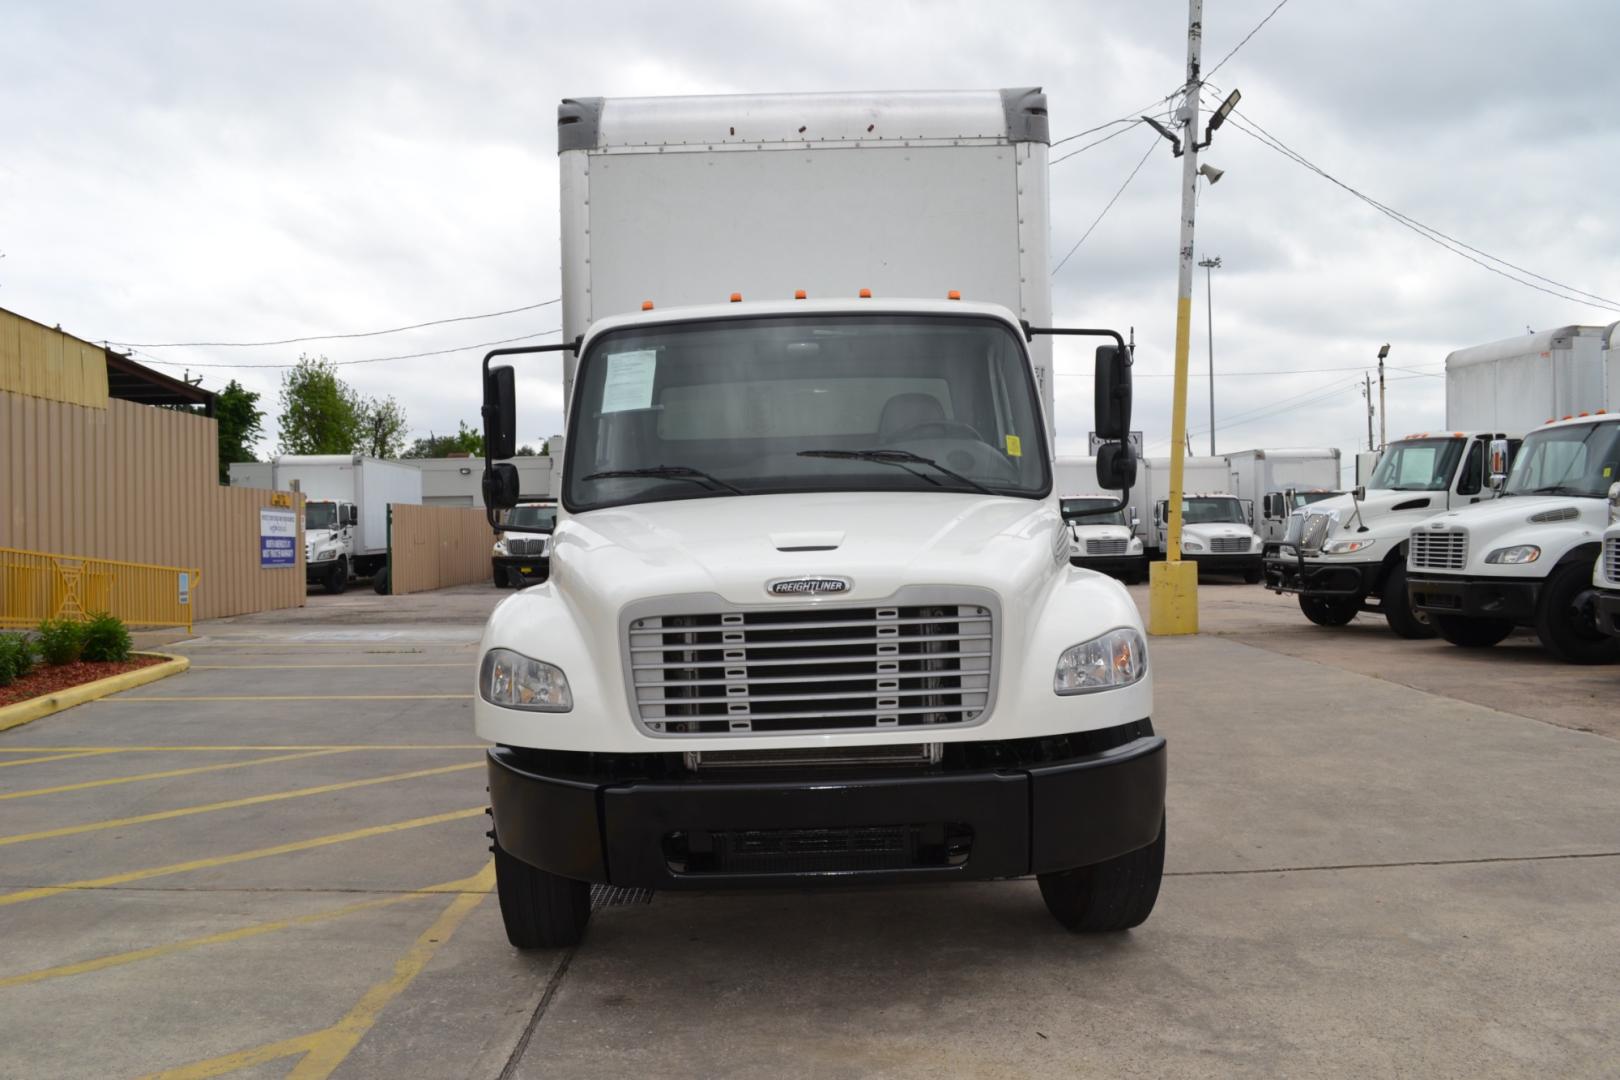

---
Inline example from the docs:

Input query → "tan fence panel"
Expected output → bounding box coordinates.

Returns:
[388,504,494,595]
[0,390,305,623]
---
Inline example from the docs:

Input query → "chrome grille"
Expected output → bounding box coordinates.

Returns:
[1602,536,1620,587]
[626,600,994,735]
[505,537,548,556]
[1298,513,1333,553]
[1210,537,1250,554]
[1085,538,1128,556]
[1411,529,1468,570]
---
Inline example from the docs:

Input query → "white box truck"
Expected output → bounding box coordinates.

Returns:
[1138,456,1265,580]
[230,454,421,592]
[1224,447,1342,556]
[1054,457,1145,583]
[1445,325,1609,431]
[474,89,1164,948]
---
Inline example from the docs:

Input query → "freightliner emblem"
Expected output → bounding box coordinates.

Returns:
[768,576,852,596]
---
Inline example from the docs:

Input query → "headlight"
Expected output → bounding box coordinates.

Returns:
[480,649,572,711]
[1323,539,1376,555]
[1128,538,1143,553]
[1485,545,1541,565]
[492,541,508,555]
[1183,540,1205,552]
[316,548,337,561]
[1054,628,1147,696]
[1250,536,1263,550]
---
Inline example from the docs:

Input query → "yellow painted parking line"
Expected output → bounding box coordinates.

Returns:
[0,864,492,990]
[168,642,478,650]
[141,863,496,1080]
[102,694,474,702]
[0,806,484,907]
[189,663,472,670]
[0,749,351,802]
[0,744,486,753]
[0,762,482,847]
[0,750,117,768]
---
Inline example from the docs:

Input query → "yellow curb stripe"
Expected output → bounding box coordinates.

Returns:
[0,762,482,847]
[167,642,477,650]
[142,1034,319,1080]
[101,694,474,702]
[0,807,484,907]
[0,653,189,733]
[0,748,352,801]
[0,744,487,753]
[188,663,473,670]
[0,750,117,768]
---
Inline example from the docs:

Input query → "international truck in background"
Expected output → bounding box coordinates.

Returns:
[474,89,1164,949]
[1223,447,1341,556]
[230,454,422,592]
[491,500,557,588]
[1264,326,1614,637]
[1054,457,1145,582]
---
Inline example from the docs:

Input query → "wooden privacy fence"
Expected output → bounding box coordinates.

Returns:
[387,504,494,595]
[1,547,200,631]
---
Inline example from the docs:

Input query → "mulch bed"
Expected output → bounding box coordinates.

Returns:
[0,656,167,707]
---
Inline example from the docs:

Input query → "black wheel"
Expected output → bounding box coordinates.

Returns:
[1381,562,1436,639]
[324,557,348,594]
[1038,818,1165,933]
[494,839,591,949]
[1535,562,1620,664]
[1433,614,1515,648]
[372,566,389,595]
[492,562,509,588]
[1243,566,1263,584]
[1299,594,1359,626]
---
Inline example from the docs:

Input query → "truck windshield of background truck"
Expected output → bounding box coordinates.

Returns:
[305,502,337,531]
[1502,421,1620,499]
[565,314,1049,511]
[505,505,556,531]
[1369,437,1465,491]
[1180,497,1247,524]
[1292,490,1340,509]
[1061,498,1126,526]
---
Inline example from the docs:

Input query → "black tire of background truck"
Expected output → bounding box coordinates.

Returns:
[492,562,508,588]
[1534,562,1620,665]
[1432,614,1515,648]
[1381,562,1437,640]
[1299,594,1359,626]
[493,838,591,949]
[1038,818,1165,933]
[372,566,389,595]
[1244,567,1263,584]
[324,557,348,595]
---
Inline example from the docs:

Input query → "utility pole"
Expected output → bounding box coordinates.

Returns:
[1363,373,1375,451]
[1377,343,1390,449]
[1198,255,1221,456]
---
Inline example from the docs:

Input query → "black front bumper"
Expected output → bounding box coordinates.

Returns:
[1264,553,1381,599]
[1406,573,1542,624]
[1593,590,1620,638]
[487,727,1167,889]
[493,555,549,583]
[1187,553,1263,577]
[1070,553,1148,578]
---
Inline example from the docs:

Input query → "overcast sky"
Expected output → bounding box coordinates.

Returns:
[4,1,1617,480]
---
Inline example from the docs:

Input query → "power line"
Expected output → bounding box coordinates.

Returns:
[110,298,561,349]
[1049,90,1182,148]
[1205,0,1293,79]
[1052,136,1160,275]
[126,328,561,371]
[1050,121,1143,165]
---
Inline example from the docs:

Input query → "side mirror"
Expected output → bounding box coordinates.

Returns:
[482,463,520,510]
[1608,481,1620,523]
[1352,485,1366,502]
[1242,499,1254,526]
[1488,438,1510,490]
[1129,506,1140,529]
[483,364,517,461]
[345,505,358,527]
[1093,345,1133,441]
[1095,440,1137,491]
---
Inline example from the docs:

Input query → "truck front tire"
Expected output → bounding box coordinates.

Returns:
[1037,818,1165,933]
[1535,562,1620,665]
[324,557,348,595]
[494,839,591,949]
[1381,563,1437,639]
[1299,595,1358,626]
[1433,614,1514,648]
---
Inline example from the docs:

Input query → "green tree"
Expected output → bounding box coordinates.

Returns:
[213,380,264,483]
[515,444,538,456]
[357,395,409,458]
[276,355,362,454]
[402,419,484,459]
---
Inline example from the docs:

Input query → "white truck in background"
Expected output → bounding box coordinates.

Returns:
[1138,456,1265,580]
[491,500,558,588]
[474,89,1165,949]
[1265,326,1613,637]
[230,454,422,593]
[1223,447,1341,556]
[1055,457,1145,583]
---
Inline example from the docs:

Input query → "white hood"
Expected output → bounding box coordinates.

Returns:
[1182,522,1255,543]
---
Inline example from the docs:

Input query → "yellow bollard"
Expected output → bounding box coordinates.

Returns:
[1148,559,1199,635]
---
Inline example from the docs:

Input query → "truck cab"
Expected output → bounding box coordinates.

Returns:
[1264,430,1516,637]
[304,499,356,593]
[491,500,557,588]
[1062,495,1145,583]
[1151,494,1264,582]
[1406,415,1620,663]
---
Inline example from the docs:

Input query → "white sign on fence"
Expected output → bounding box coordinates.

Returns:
[177,571,190,606]
[260,507,298,568]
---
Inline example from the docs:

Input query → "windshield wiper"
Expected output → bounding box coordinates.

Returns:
[1521,484,1587,496]
[580,466,745,495]
[797,448,996,496]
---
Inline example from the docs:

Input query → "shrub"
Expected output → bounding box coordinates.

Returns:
[81,612,133,663]
[35,618,87,665]
[0,632,36,685]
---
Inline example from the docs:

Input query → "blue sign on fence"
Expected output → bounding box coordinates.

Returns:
[260,507,297,568]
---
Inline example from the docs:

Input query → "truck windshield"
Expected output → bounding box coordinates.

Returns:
[506,506,557,531]
[1181,497,1246,524]
[565,314,1048,510]
[1502,421,1620,498]
[1369,438,1464,491]
[305,503,337,531]
[1292,491,1340,508]
[1061,498,1124,526]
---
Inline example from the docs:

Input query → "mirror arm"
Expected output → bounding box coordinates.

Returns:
[481,339,579,532]
[1021,324,1128,354]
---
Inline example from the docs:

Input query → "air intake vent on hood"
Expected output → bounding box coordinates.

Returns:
[1391,498,1432,511]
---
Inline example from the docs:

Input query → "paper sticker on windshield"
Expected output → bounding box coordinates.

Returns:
[601,350,656,413]
[1005,435,1023,457]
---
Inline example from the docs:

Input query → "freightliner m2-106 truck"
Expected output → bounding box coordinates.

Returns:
[1264,326,1611,637]
[474,90,1163,948]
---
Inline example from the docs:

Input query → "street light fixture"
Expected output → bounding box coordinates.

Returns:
[1198,255,1222,455]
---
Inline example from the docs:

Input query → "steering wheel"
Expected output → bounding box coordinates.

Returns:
[884,419,985,444]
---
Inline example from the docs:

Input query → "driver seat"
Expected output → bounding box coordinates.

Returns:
[877,393,946,442]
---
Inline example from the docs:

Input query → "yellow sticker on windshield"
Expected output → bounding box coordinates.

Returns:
[1006,435,1023,457]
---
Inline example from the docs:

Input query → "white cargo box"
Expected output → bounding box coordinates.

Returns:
[1445,325,1608,432]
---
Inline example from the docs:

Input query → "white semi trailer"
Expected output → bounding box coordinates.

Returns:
[474,89,1164,948]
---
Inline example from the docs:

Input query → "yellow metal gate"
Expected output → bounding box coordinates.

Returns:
[0,548,200,631]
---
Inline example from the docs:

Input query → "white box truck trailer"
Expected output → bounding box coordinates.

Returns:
[474,89,1164,948]
[1224,447,1342,556]
[230,454,422,592]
